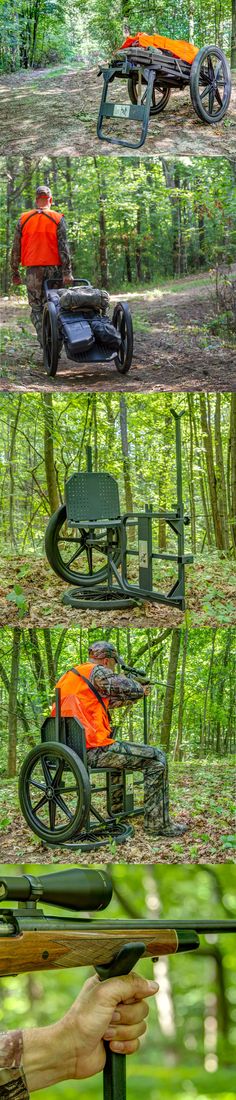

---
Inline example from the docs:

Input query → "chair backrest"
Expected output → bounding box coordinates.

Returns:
[65,472,120,523]
[41,715,87,767]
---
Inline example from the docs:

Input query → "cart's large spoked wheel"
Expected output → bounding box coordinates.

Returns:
[19,743,90,843]
[190,45,231,123]
[45,503,122,586]
[128,75,170,115]
[112,302,133,374]
[42,301,60,377]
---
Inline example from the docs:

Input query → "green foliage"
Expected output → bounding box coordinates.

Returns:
[0,0,233,72]
[6,584,28,617]
[1,156,236,293]
[0,625,235,774]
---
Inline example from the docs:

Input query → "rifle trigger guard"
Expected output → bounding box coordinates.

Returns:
[96,941,146,981]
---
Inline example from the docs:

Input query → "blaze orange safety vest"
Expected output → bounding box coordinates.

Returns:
[51,663,114,750]
[121,33,199,65]
[19,209,63,267]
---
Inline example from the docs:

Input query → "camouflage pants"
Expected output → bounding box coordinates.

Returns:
[0,1032,28,1098]
[88,742,169,831]
[0,1075,28,1099]
[26,265,62,346]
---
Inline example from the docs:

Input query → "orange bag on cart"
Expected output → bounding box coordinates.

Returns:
[120,33,199,65]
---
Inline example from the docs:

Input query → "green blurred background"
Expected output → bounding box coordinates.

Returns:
[0,862,235,1100]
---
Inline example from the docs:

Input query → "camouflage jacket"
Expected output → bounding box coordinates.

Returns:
[0,1032,29,1098]
[90,665,144,709]
[10,214,72,278]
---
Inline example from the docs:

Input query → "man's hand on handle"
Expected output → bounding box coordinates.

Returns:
[23,971,159,1091]
[63,274,73,286]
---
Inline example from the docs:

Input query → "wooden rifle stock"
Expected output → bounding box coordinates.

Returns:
[0,924,181,977]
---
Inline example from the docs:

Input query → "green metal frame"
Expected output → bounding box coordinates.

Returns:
[62,409,193,612]
[97,61,157,149]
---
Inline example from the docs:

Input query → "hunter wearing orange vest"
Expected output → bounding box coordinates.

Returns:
[10,185,73,347]
[52,641,188,839]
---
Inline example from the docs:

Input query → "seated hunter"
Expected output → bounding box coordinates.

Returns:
[51,641,188,838]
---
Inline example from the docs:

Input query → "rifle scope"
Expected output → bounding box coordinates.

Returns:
[0,869,112,912]
[119,659,149,681]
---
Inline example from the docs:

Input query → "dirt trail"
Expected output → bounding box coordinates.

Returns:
[0,63,235,157]
[1,273,235,393]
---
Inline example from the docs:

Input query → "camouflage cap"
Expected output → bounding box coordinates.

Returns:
[89,641,119,662]
[36,185,52,198]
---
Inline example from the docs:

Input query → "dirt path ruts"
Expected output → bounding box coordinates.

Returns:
[0,63,235,157]
[1,274,235,393]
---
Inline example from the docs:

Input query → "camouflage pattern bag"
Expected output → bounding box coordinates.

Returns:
[59,287,110,313]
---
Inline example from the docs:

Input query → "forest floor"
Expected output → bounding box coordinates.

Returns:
[0,761,234,865]
[0,62,235,157]
[0,552,235,628]
[1,272,236,393]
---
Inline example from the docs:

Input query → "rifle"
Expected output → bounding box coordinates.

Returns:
[118,658,164,743]
[0,869,235,1100]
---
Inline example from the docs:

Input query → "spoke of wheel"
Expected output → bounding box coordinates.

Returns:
[49,800,56,829]
[200,82,211,100]
[65,543,86,567]
[29,780,47,792]
[34,795,48,813]
[58,536,84,545]
[215,88,223,107]
[86,544,93,573]
[41,756,53,786]
[52,758,65,789]
[209,87,215,113]
[56,786,79,794]
[54,792,74,820]
[208,56,215,82]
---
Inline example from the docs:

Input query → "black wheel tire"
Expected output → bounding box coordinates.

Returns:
[63,587,137,610]
[19,742,90,844]
[190,45,231,123]
[112,302,133,374]
[128,75,171,116]
[42,301,60,377]
[45,503,122,586]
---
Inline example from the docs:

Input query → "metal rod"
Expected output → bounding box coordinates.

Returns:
[86,445,93,472]
[143,695,148,744]
[171,409,184,511]
[55,688,61,742]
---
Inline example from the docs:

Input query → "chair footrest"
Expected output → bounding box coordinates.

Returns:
[100,102,146,121]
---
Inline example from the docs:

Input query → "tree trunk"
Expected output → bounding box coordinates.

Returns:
[230,393,236,551]
[119,396,134,515]
[214,394,230,551]
[174,629,188,761]
[199,395,224,549]
[42,394,60,514]
[94,158,109,287]
[231,0,236,67]
[160,629,181,751]
[8,629,21,777]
